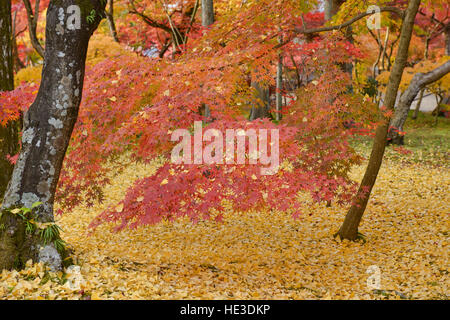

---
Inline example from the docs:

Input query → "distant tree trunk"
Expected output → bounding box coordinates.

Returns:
[249,81,272,120]
[12,11,26,72]
[337,0,421,241]
[0,0,106,271]
[0,0,18,201]
[388,60,450,144]
[324,0,332,21]
[105,0,119,42]
[411,88,425,120]
[275,52,283,121]
[202,0,214,119]
[324,0,353,78]
[23,0,45,58]
[202,0,214,27]
[445,23,449,56]
[411,37,431,120]
[325,0,344,20]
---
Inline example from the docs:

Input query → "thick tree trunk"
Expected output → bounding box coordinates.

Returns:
[337,0,421,241]
[105,0,119,42]
[0,0,18,200]
[0,0,106,271]
[388,60,450,144]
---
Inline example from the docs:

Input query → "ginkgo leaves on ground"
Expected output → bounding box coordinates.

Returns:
[1,157,448,300]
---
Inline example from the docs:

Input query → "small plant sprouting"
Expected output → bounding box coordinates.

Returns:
[86,10,96,24]
[7,202,67,254]
[38,224,62,246]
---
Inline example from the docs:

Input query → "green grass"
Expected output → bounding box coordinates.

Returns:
[351,112,449,167]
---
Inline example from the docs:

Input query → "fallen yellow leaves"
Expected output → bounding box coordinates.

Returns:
[0,159,448,300]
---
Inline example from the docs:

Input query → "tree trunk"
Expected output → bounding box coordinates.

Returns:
[12,11,26,72]
[445,23,449,56]
[388,60,450,144]
[324,0,332,21]
[325,0,344,21]
[275,52,283,121]
[201,0,214,119]
[0,0,106,271]
[411,88,424,120]
[23,0,45,58]
[202,0,214,27]
[105,0,119,42]
[337,0,421,240]
[0,0,18,200]
[249,81,272,120]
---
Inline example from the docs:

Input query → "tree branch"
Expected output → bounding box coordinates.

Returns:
[23,0,44,58]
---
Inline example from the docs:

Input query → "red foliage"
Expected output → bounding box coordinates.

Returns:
[2,0,389,230]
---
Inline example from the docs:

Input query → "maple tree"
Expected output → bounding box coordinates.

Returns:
[0,0,448,276]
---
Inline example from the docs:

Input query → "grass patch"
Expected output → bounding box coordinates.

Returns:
[351,112,449,167]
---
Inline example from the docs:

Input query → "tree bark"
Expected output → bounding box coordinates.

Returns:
[201,0,214,119]
[337,0,421,241]
[0,0,18,201]
[0,0,106,271]
[202,0,214,27]
[105,0,119,42]
[388,60,450,144]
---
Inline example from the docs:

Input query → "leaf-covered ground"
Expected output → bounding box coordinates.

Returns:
[1,153,448,300]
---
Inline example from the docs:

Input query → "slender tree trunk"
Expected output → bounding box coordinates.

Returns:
[23,0,45,58]
[412,88,424,120]
[202,0,214,27]
[337,0,421,240]
[432,93,442,126]
[201,0,214,119]
[0,0,106,271]
[12,11,26,72]
[388,60,450,144]
[275,53,283,121]
[249,81,272,120]
[445,23,449,56]
[324,0,332,21]
[412,37,431,120]
[0,0,18,201]
[105,0,119,42]
[325,0,344,20]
